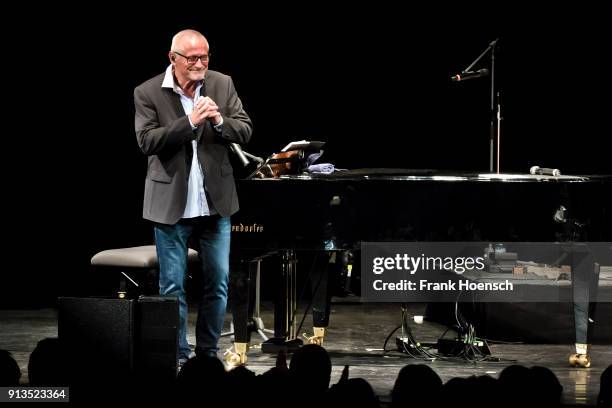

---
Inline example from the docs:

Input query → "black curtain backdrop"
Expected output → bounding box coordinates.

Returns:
[5,7,610,306]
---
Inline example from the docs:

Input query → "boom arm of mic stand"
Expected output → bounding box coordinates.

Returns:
[462,38,498,73]
[454,38,499,172]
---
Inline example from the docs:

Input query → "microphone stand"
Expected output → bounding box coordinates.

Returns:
[242,150,265,165]
[459,38,500,173]
[496,91,502,174]
[229,143,265,167]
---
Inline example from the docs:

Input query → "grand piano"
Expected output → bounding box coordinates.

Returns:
[227,163,612,367]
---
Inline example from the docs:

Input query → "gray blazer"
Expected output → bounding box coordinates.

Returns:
[134,70,253,224]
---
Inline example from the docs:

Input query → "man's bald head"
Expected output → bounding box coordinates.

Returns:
[171,29,209,52]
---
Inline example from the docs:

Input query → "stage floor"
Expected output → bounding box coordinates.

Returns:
[1,302,609,406]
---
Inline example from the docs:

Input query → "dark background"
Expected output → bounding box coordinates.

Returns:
[4,7,610,307]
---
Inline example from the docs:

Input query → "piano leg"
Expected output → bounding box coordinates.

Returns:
[226,258,253,366]
[569,245,599,368]
[305,252,334,345]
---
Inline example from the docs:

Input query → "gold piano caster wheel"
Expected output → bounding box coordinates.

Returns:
[303,327,326,346]
[224,342,248,369]
[303,333,322,345]
[569,353,591,368]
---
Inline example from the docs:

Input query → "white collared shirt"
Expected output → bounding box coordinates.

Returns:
[161,65,215,217]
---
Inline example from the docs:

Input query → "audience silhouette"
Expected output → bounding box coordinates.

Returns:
[28,338,68,386]
[328,377,380,407]
[392,363,443,408]
[3,339,609,407]
[0,350,20,386]
[288,344,332,407]
[599,364,611,408]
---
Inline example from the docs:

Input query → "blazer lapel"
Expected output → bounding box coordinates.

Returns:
[161,85,192,170]
[195,84,207,142]
[162,88,185,120]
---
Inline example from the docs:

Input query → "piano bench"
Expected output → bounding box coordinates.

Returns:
[91,245,199,298]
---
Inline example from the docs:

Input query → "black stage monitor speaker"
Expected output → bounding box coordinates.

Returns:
[58,296,179,380]
[58,297,135,374]
[136,296,179,381]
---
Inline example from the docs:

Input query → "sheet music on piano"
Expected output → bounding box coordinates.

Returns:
[280,140,325,152]
[248,140,326,179]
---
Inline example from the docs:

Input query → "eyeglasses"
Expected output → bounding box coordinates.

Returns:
[173,50,210,64]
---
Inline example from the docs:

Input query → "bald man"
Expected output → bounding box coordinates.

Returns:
[134,29,252,366]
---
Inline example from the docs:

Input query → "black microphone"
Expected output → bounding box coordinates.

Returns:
[229,143,250,167]
[451,68,489,82]
[530,166,561,177]
[200,83,249,167]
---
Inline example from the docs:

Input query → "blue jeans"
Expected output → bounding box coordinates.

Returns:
[155,216,231,359]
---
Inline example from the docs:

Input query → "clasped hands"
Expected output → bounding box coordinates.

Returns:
[190,96,221,127]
